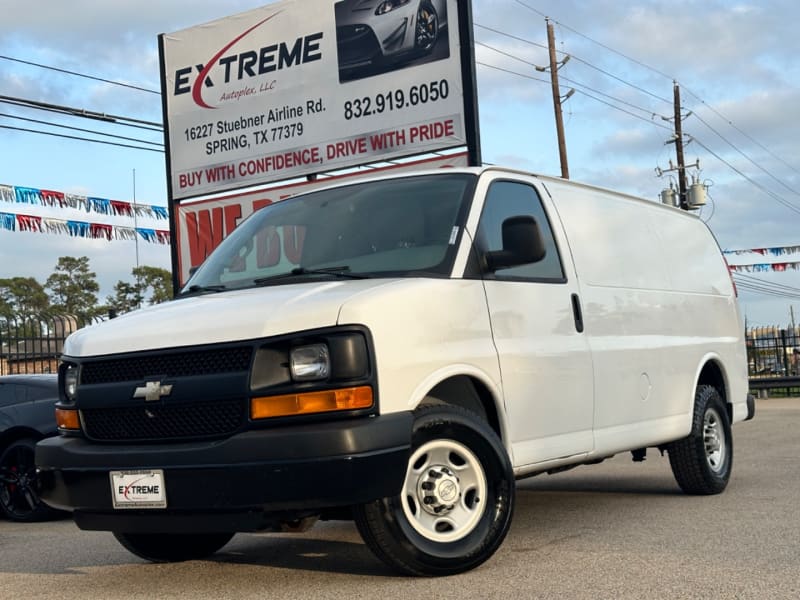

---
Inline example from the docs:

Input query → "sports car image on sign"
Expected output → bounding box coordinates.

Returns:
[336,0,449,81]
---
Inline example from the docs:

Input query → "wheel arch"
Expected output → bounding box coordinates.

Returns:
[415,372,505,444]
[694,355,732,421]
[0,426,46,453]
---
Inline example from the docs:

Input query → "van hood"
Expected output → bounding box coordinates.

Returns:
[64,279,402,357]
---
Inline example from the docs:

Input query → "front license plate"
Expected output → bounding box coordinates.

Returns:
[110,469,167,509]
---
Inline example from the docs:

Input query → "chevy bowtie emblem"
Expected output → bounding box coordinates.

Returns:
[133,381,173,402]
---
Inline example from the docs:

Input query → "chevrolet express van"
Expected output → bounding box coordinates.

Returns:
[37,166,753,575]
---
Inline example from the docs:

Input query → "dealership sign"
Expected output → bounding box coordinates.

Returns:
[159,0,476,200]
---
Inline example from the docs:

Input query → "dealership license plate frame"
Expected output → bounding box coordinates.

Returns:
[110,469,167,509]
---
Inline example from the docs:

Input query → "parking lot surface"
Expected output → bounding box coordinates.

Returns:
[1,397,797,599]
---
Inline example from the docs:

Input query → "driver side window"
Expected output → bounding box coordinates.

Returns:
[477,181,565,281]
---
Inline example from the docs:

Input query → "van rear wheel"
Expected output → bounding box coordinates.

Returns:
[354,404,514,576]
[668,384,732,495]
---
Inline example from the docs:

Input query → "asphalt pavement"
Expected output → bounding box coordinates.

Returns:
[1,397,798,599]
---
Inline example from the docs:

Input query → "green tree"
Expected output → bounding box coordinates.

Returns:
[106,280,143,315]
[45,256,101,320]
[106,266,173,316]
[133,266,173,305]
[0,277,50,315]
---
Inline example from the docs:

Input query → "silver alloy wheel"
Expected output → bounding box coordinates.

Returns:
[401,438,487,543]
[703,406,726,473]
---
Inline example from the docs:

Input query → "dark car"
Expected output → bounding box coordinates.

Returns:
[0,374,61,521]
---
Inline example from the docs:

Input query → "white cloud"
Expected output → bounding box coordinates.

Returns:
[1,0,799,325]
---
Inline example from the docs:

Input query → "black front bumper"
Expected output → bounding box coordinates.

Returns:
[36,412,412,532]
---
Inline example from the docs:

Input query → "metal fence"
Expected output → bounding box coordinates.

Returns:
[746,326,800,396]
[746,326,800,377]
[2,313,799,392]
[0,313,100,375]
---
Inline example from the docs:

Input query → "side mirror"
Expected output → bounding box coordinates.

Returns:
[485,215,546,272]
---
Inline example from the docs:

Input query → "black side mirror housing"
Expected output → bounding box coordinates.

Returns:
[485,215,547,272]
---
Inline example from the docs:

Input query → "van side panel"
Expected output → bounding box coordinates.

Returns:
[651,209,749,422]
[543,180,747,455]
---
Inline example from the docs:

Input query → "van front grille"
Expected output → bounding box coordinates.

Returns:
[81,398,245,441]
[80,347,253,385]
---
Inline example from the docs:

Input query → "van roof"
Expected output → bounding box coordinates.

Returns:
[276,165,694,220]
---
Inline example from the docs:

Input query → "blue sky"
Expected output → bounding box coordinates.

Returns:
[1,0,799,326]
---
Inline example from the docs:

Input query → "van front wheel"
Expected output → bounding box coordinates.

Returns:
[354,404,514,576]
[668,384,732,495]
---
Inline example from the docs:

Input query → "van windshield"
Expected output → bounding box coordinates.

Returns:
[181,173,476,293]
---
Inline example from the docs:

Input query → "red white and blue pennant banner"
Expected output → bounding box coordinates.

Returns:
[728,262,800,273]
[725,245,800,273]
[0,184,168,220]
[0,211,170,244]
[724,245,800,257]
[0,183,169,244]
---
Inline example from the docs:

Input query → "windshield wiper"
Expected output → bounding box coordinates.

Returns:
[254,266,369,285]
[178,284,228,297]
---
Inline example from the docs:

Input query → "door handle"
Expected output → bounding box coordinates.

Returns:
[571,293,584,333]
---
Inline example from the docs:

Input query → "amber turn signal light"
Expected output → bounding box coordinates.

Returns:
[55,408,81,430]
[251,386,373,419]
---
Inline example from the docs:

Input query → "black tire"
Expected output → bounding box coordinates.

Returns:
[414,2,439,54]
[113,532,235,562]
[354,404,514,576]
[0,438,60,522]
[668,385,732,495]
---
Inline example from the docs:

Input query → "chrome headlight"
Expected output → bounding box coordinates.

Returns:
[290,344,330,381]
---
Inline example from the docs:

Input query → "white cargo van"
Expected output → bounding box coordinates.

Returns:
[37,166,753,576]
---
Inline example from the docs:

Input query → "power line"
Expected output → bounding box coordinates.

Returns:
[500,3,798,199]
[689,135,800,215]
[0,54,160,95]
[0,112,163,148]
[566,54,672,106]
[0,125,164,153]
[681,86,800,179]
[476,60,550,84]
[734,272,800,294]
[476,50,672,133]
[734,280,800,300]
[474,23,549,52]
[476,21,672,106]
[574,88,672,131]
[496,6,799,213]
[509,0,674,82]
[477,40,669,122]
[733,272,800,299]
[3,14,796,202]
[688,111,800,197]
[0,95,162,130]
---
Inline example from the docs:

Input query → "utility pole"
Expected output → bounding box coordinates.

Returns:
[546,18,570,179]
[657,81,698,210]
[672,82,688,209]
